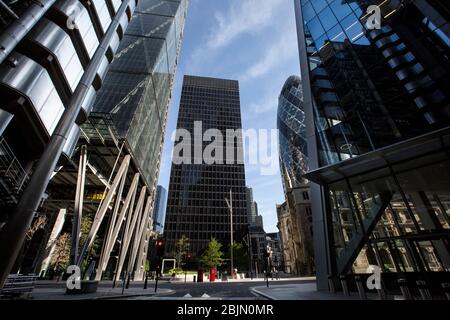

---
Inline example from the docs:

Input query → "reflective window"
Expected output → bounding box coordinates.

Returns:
[318,6,338,31]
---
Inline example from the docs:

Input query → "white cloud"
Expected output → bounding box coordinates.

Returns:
[207,0,284,49]
[241,28,298,82]
[248,86,280,114]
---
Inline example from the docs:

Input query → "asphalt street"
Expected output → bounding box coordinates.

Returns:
[129,279,315,299]
[33,278,315,300]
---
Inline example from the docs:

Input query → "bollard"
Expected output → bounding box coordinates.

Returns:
[355,276,367,300]
[441,283,450,300]
[121,270,126,295]
[340,275,350,296]
[144,271,148,290]
[126,271,131,289]
[398,278,413,300]
[328,276,336,293]
[416,280,432,300]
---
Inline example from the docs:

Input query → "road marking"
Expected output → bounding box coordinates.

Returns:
[183,293,192,298]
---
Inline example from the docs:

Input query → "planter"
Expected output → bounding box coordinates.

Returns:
[66,280,99,294]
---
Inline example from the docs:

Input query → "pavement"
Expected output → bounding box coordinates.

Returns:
[28,278,316,300]
[22,277,389,300]
[250,282,361,300]
[31,285,173,300]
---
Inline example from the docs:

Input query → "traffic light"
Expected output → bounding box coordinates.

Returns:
[156,239,164,258]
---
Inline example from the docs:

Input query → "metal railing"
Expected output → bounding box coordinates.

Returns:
[0,136,29,195]
[0,274,37,299]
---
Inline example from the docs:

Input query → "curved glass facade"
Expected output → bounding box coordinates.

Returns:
[277,76,315,276]
[296,0,450,291]
[277,75,308,190]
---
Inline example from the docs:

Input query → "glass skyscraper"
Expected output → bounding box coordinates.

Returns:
[153,185,167,234]
[295,0,450,292]
[0,0,188,283]
[164,75,248,258]
[277,75,314,276]
[93,0,188,188]
[278,75,308,190]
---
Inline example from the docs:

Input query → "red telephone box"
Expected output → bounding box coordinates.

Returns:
[209,267,216,282]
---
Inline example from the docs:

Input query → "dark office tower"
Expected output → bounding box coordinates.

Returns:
[295,0,450,291]
[153,185,167,234]
[277,75,314,275]
[165,75,248,257]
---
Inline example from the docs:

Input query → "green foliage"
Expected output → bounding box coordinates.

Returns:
[50,232,71,273]
[175,234,190,268]
[229,242,249,271]
[168,268,184,275]
[80,215,100,256]
[79,215,101,272]
[200,238,224,268]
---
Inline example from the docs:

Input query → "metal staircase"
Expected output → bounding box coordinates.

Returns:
[0,137,29,207]
[336,191,393,275]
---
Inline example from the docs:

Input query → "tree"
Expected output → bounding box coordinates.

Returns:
[26,215,48,241]
[174,234,190,269]
[79,215,101,254]
[51,232,71,273]
[200,238,224,269]
[229,242,249,272]
[79,215,101,273]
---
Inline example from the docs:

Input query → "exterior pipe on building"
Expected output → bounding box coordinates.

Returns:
[0,1,19,20]
[0,0,57,64]
[0,0,134,289]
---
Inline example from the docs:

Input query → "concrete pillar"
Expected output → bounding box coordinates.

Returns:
[39,209,66,277]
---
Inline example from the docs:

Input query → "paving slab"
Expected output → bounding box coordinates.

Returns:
[251,283,362,300]
[30,286,173,300]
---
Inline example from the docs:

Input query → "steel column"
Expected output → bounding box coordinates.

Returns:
[70,145,87,265]
[116,186,146,280]
[96,162,127,276]
[96,173,139,280]
[129,195,152,273]
[77,155,131,266]
[135,218,154,281]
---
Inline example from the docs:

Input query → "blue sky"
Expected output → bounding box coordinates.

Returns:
[157,0,300,233]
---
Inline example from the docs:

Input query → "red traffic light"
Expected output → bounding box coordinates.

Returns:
[157,240,163,247]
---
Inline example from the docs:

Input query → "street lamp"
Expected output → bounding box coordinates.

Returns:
[225,189,234,278]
